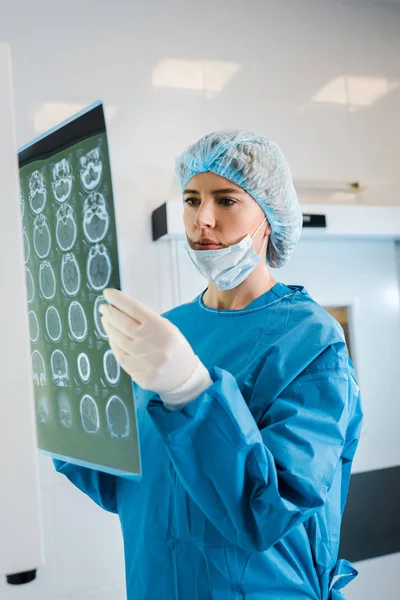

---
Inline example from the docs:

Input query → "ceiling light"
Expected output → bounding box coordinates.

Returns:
[152,59,240,94]
[312,75,399,108]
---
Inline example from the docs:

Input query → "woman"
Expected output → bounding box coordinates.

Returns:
[54,130,363,599]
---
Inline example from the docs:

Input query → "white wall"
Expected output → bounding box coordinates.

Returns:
[1,0,399,598]
[0,44,45,581]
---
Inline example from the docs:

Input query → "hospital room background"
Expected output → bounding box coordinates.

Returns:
[0,0,399,598]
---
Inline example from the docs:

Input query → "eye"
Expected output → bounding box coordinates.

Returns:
[219,198,235,206]
[184,197,200,206]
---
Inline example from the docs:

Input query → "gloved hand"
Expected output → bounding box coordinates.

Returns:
[100,289,213,410]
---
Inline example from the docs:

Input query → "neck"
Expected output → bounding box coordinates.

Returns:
[203,262,277,310]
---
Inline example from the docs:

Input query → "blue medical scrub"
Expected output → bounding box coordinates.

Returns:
[54,283,363,599]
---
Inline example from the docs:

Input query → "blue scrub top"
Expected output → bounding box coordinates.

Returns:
[54,282,363,600]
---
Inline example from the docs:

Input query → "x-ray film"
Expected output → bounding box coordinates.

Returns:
[18,102,141,478]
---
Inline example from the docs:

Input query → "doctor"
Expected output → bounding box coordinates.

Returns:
[55,130,363,600]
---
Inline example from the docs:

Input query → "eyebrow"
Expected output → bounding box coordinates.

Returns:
[183,188,241,195]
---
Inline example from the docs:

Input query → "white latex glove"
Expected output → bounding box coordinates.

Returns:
[100,289,213,410]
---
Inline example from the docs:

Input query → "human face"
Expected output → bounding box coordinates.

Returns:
[183,172,271,253]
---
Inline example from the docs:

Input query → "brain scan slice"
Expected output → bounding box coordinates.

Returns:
[77,352,91,382]
[32,350,46,386]
[106,395,129,439]
[39,261,56,300]
[57,391,73,428]
[55,204,77,251]
[33,214,51,259]
[79,147,103,191]
[28,170,47,214]
[52,157,73,203]
[37,396,49,424]
[68,301,88,341]
[80,394,100,434]
[87,243,112,291]
[51,349,69,387]
[93,295,108,339]
[83,192,110,243]
[103,349,120,385]
[28,310,40,342]
[45,305,62,342]
[61,252,81,296]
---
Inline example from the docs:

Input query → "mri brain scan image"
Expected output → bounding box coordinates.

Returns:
[68,301,88,341]
[80,394,100,434]
[45,305,62,342]
[55,204,77,251]
[79,147,103,191]
[83,192,110,243]
[28,310,40,343]
[51,349,69,387]
[106,395,129,439]
[93,295,108,339]
[28,170,47,214]
[87,243,112,291]
[37,396,50,424]
[39,261,56,300]
[103,349,120,385]
[57,391,73,428]
[61,253,81,297]
[33,214,51,259]
[52,158,73,203]
[77,352,91,383]
[32,350,46,387]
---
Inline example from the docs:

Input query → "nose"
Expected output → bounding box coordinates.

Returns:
[193,201,216,229]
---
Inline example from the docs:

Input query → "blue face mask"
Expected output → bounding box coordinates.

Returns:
[184,217,268,291]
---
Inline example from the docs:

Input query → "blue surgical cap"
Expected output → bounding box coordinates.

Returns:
[175,130,303,268]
